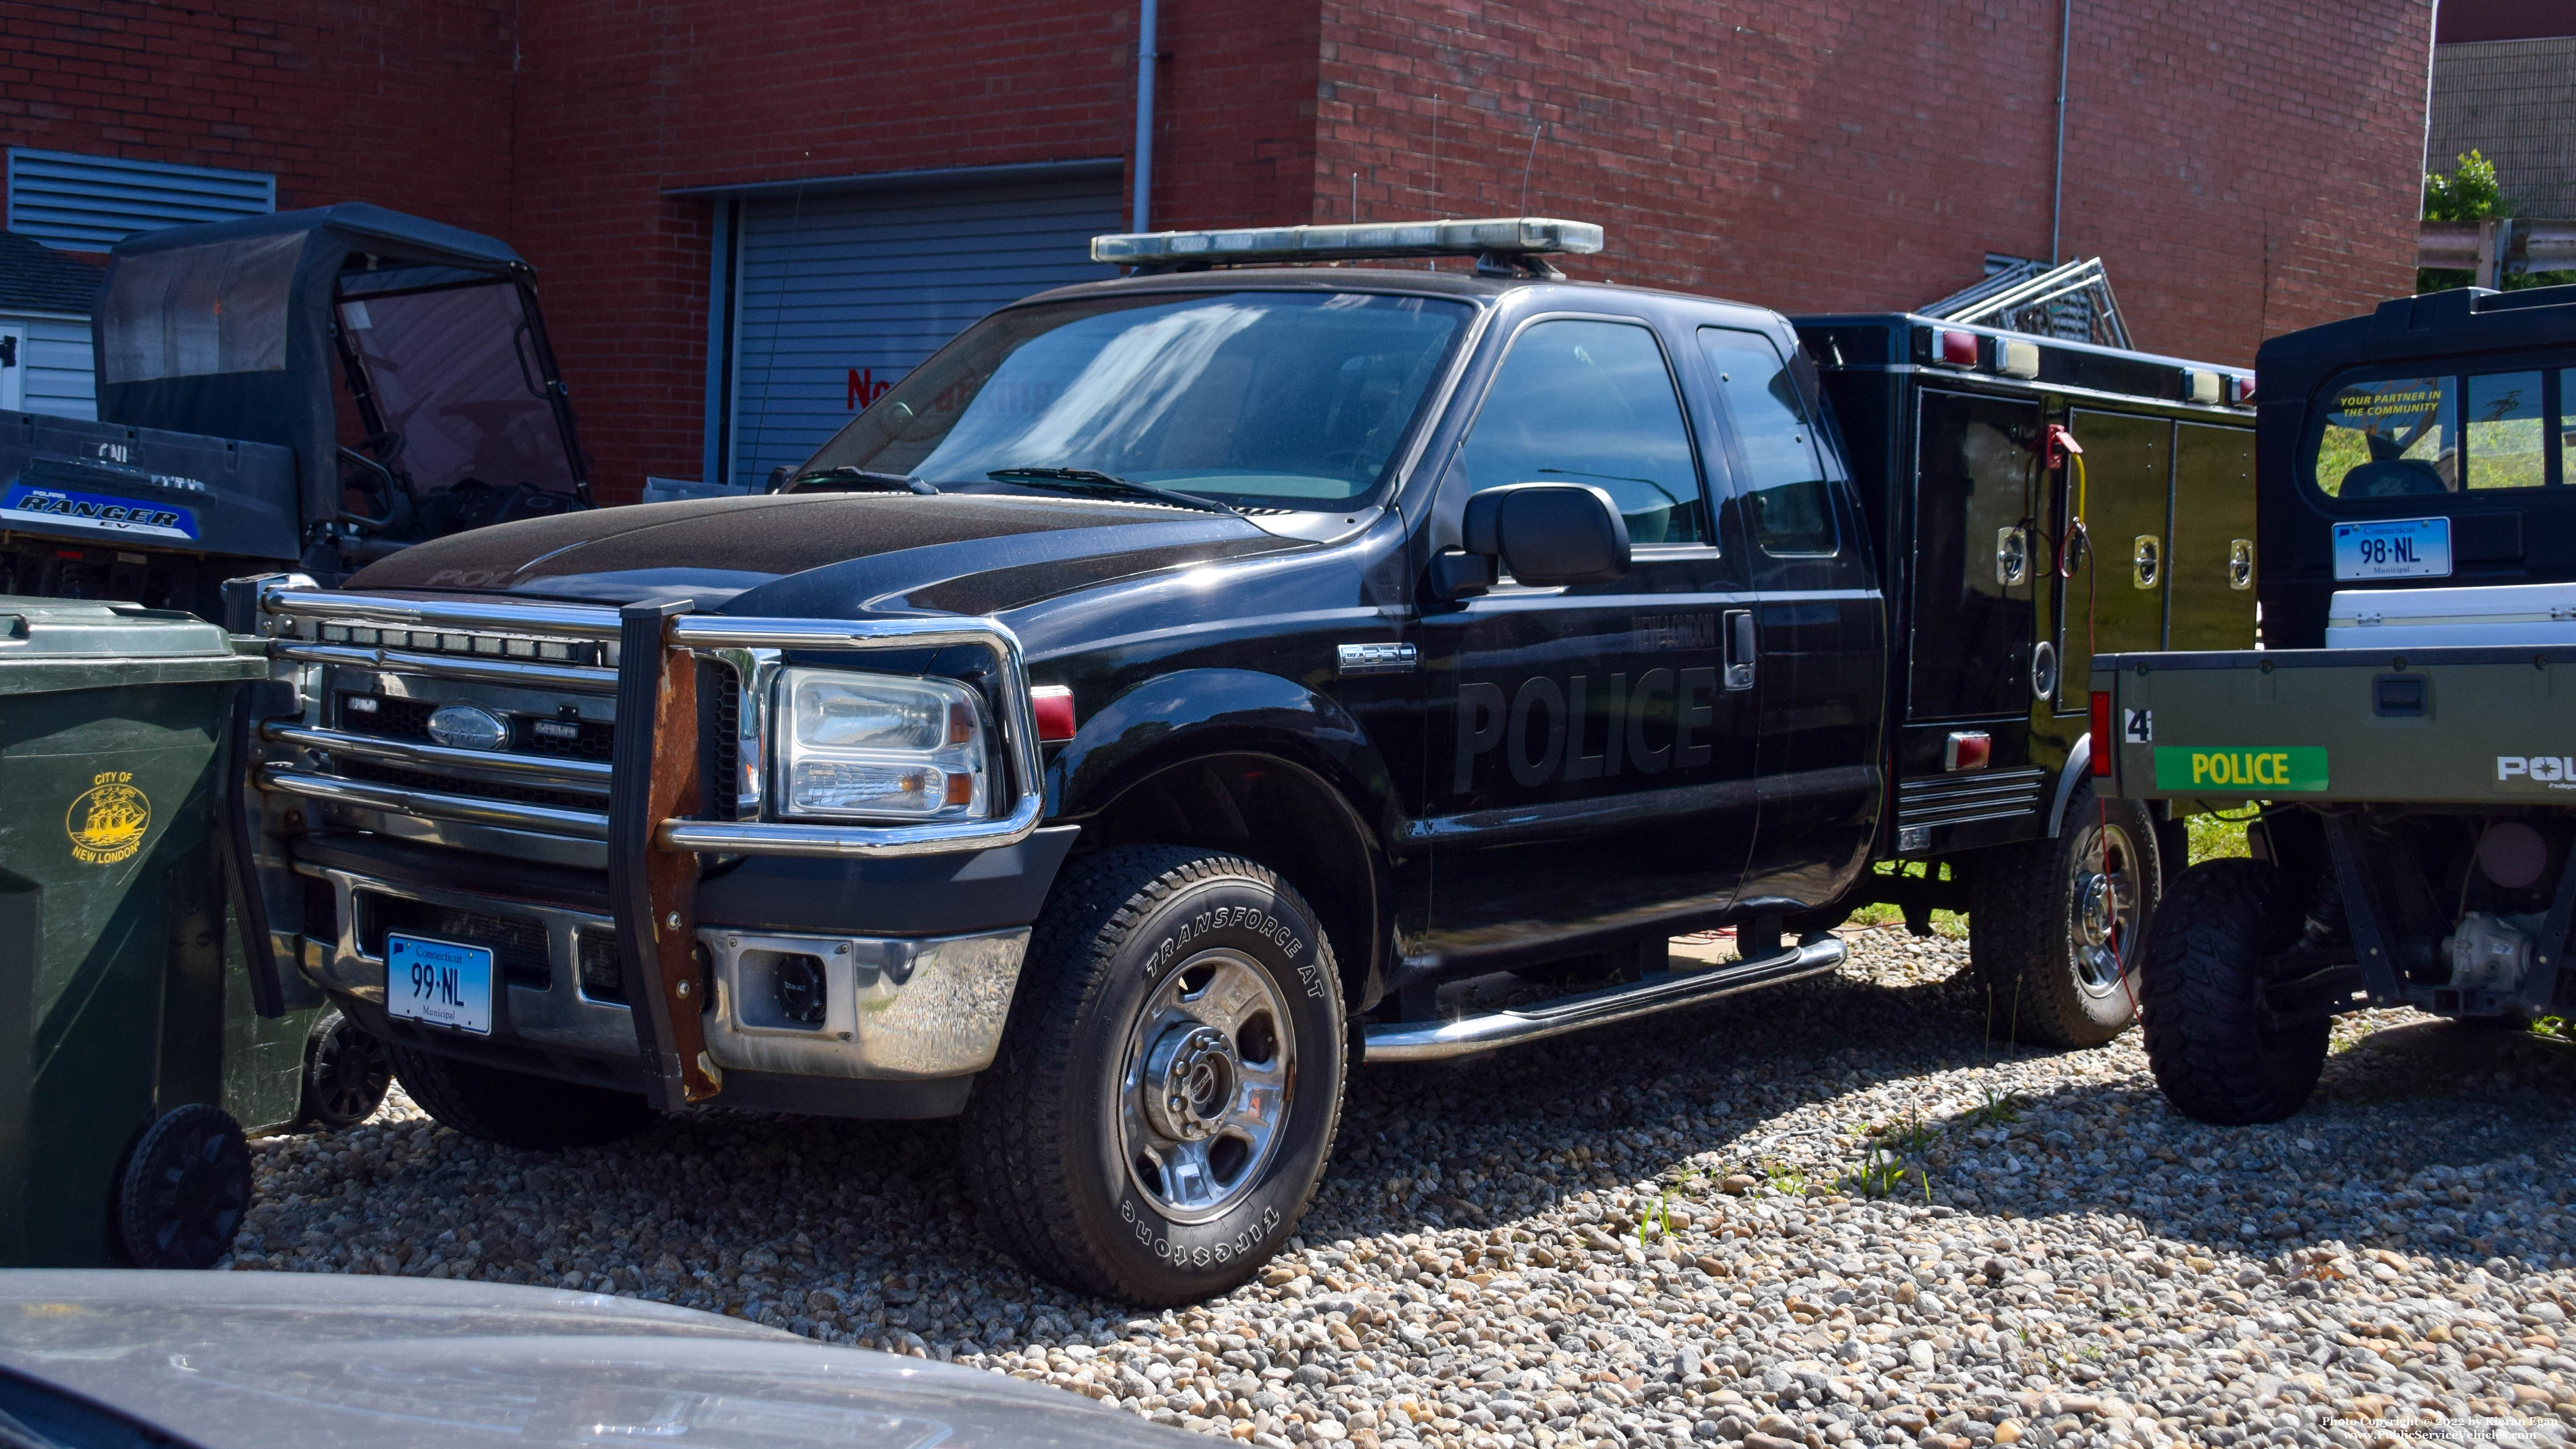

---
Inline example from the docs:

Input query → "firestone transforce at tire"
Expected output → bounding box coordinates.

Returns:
[1970,777,2164,1048]
[966,846,1347,1304]
[2139,859,2329,1125]
[386,1041,657,1149]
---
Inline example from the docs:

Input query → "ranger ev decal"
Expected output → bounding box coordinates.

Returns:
[2,483,198,542]
[2497,756,2576,791]
[1456,669,1718,791]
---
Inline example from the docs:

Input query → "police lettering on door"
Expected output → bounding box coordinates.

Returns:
[1456,669,1719,791]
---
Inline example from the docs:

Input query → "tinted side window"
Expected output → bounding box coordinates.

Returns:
[2466,371,2545,490]
[1696,327,1838,556]
[1453,319,1705,545]
[2564,368,2576,484]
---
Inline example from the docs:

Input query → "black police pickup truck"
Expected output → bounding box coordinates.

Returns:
[232,218,2257,1302]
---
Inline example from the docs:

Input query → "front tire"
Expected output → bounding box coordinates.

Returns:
[1970,778,2165,1046]
[965,846,1347,1304]
[2140,859,2328,1124]
[387,1042,657,1149]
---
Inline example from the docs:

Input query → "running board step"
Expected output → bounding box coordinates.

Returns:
[1362,935,1848,1063]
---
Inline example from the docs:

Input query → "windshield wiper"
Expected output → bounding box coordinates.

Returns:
[788,466,939,496]
[985,467,1241,517]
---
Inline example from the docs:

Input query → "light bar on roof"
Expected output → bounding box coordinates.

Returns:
[1091,216,1605,266]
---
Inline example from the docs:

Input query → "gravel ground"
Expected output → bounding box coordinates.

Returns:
[229,930,2576,1449]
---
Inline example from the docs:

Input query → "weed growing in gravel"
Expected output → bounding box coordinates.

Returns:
[1760,1159,1808,1196]
[1838,1149,1931,1202]
[1634,1194,1671,1247]
[1962,1080,2029,1128]
[1873,1111,1940,1156]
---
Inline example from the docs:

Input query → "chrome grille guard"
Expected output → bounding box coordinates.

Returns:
[244,583,1050,1111]
[252,587,1048,859]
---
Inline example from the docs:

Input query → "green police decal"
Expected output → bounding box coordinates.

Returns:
[2153,746,2328,793]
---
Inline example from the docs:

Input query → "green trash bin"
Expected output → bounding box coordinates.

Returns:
[0,598,292,1269]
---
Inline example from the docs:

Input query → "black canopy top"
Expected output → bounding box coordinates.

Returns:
[93,203,558,526]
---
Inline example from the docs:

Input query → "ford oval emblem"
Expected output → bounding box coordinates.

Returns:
[426,703,512,752]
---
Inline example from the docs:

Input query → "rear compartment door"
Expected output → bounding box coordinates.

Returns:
[2167,423,2258,649]
[1890,389,2050,851]
[2056,409,2173,705]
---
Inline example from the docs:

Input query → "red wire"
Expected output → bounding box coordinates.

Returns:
[2070,448,2142,1024]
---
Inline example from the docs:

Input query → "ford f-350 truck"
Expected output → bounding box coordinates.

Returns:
[229,218,2259,1301]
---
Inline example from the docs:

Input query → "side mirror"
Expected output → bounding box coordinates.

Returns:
[1462,483,1631,588]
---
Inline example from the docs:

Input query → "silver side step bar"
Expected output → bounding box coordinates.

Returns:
[1362,934,1848,1063]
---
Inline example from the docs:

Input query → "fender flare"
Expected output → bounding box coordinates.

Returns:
[1049,667,1402,831]
[2046,735,2091,837]
[1047,668,1405,1005]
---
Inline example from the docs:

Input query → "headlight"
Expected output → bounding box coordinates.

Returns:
[776,668,989,821]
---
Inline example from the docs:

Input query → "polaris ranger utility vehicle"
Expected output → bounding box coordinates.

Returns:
[0,203,591,615]
[2100,282,2576,1124]
[231,218,2257,1301]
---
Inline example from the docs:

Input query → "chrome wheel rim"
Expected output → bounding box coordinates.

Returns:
[1118,948,1294,1224]
[2068,818,2143,999]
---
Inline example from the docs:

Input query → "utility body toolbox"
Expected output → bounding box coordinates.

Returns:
[2093,281,2576,1126]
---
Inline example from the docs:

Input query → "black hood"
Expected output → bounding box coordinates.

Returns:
[346,492,1308,617]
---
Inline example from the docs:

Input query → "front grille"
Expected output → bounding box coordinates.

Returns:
[274,611,626,840]
[336,757,604,813]
[339,693,615,762]
[358,891,551,989]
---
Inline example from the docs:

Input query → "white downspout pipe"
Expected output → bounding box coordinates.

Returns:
[1133,0,1158,234]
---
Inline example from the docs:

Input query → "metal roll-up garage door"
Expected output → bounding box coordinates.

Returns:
[726,175,1122,490]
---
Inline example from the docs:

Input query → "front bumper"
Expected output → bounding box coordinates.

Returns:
[296,860,1031,1081]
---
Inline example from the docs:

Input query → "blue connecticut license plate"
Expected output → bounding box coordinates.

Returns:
[2332,516,2453,581]
[386,933,494,1035]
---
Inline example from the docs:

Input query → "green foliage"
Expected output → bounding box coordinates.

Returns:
[1635,1193,1671,1247]
[1961,1081,2028,1128]
[2185,809,2253,863]
[1838,1149,1930,1202]
[2424,150,2503,222]
[2419,151,2576,293]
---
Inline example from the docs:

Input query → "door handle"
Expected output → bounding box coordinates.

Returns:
[2228,538,2255,591]
[1723,609,1755,691]
[1995,525,2030,587]
[2132,534,2162,591]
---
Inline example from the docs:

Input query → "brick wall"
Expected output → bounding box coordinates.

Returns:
[1309,0,2434,367]
[0,1,516,236]
[505,0,1321,499]
[0,0,2436,498]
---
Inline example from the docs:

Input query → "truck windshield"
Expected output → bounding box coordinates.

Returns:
[796,290,1472,512]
